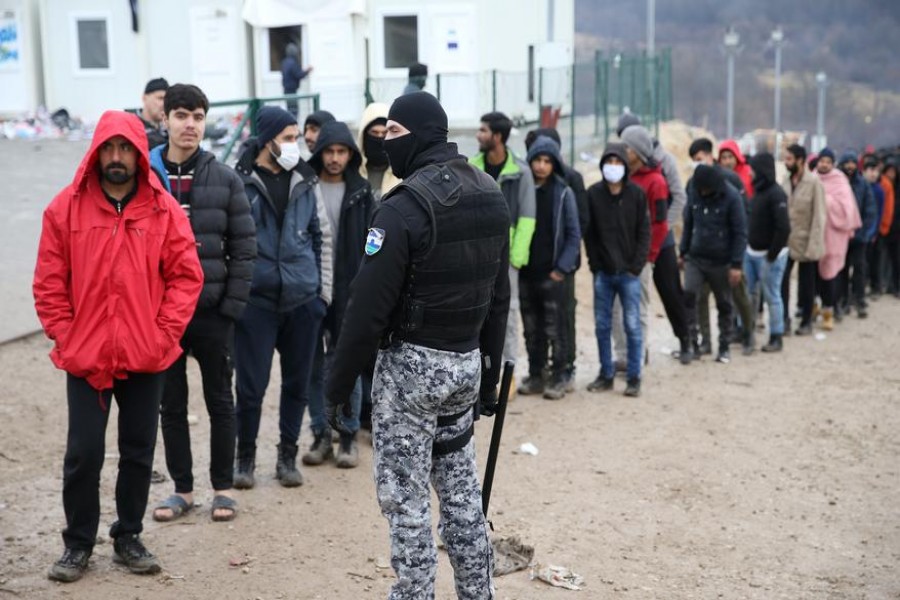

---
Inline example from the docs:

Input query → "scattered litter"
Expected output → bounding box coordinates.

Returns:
[374,557,391,570]
[492,536,534,576]
[814,333,827,341]
[150,470,168,484]
[187,414,200,426]
[229,555,252,567]
[531,563,585,590]
[514,443,539,456]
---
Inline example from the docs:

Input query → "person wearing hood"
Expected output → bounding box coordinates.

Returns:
[525,127,588,390]
[836,152,877,318]
[583,143,650,396]
[232,106,334,490]
[718,140,754,198]
[471,111,537,392]
[325,91,510,600]
[139,77,169,149]
[148,84,257,524]
[688,137,748,354]
[357,102,401,200]
[865,157,892,297]
[301,120,374,469]
[280,43,313,117]
[780,144,827,335]
[679,164,748,363]
[34,110,203,582]
[516,136,581,400]
[620,125,692,363]
[815,148,862,330]
[744,153,791,352]
[303,109,335,154]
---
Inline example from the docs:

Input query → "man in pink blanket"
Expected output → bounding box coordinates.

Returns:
[815,148,862,331]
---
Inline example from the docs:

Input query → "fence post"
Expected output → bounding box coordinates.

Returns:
[538,67,544,124]
[492,69,497,112]
[436,73,442,102]
[603,59,610,141]
[312,93,320,113]
[364,78,373,104]
[248,99,261,136]
[593,55,600,137]
[569,64,576,165]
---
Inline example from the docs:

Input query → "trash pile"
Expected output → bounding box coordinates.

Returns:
[0,106,94,141]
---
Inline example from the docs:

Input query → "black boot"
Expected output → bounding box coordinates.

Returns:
[761,334,783,353]
[233,446,256,490]
[678,337,694,365]
[276,442,304,487]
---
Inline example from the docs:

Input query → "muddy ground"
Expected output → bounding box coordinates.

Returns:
[2,265,899,600]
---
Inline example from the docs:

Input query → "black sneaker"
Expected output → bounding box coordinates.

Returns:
[112,535,161,575]
[542,377,567,400]
[624,378,641,397]
[586,375,614,392]
[517,375,545,396]
[795,323,813,336]
[48,548,91,582]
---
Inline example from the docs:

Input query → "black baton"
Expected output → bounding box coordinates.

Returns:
[482,360,514,518]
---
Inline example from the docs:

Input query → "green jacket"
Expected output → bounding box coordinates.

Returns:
[470,149,536,268]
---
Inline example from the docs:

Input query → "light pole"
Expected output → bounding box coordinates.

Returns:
[647,0,656,130]
[815,71,828,152]
[771,27,784,158]
[724,27,740,140]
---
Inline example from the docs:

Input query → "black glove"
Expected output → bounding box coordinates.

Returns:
[479,387,499,418]
[326,396,353,434]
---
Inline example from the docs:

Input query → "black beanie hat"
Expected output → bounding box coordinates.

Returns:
[256,106,297,147]
[387,91,448,148]
[144,78,169,94]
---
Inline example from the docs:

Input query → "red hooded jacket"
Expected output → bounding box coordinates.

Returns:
[719,140,754,199]
[629,165,670,263]
[33,110,203,393]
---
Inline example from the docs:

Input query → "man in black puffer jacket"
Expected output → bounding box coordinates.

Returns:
[744,153,791,353]
[302,120,374,469]
[680,164,747,364]
[149,84,257,522]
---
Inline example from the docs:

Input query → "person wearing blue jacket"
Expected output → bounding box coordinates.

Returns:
[280,43,312,117]
[517,136,581,400]
[837,153,878,319]
[231,106,333,490]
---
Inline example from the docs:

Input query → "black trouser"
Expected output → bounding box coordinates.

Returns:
[818,273,838,308]
[885,236,900,294]
[519,275,567,379]
[652,245,690,340]
[837,241,868,310]
[683,259,733,349]
[160,310,235,494]
[62,372,164,551]
[782,258,794,328]
[791,260,819,326]
[868,238,884,293]
[563,271,578,374]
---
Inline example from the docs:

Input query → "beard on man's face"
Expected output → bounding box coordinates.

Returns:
[103,162,134,185]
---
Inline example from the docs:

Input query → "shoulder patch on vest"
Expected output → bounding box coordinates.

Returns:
[365,228,385,256]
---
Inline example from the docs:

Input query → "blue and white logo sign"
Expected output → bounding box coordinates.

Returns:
[365,228,385,256]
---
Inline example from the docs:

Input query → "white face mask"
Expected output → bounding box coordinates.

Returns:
[602,163,625,184]
[272,141,301,171]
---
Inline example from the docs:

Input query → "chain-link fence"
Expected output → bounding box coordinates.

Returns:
[364,50,673,164]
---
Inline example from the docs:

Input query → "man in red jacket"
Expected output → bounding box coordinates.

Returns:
[33,110,203,583]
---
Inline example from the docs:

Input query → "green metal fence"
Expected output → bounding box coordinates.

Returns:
[129,93,320,164]
[364,50,673,164]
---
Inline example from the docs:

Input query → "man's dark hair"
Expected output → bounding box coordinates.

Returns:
[863,158,879,170]
[688,138,714,158]
[164,84,210,116]
[786,143,807,162]
[480,112,512,145]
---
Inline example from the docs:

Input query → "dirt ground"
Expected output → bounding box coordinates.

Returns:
[2,266,899,600]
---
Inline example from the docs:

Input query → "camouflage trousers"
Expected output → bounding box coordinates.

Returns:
[372,342,494,600]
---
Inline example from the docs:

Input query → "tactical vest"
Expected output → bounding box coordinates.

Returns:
[384,159,509,348]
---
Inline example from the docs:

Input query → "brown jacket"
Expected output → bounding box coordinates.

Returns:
[782,168,827,262]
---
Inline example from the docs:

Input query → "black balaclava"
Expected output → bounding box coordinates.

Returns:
[383,92,448,179]
[363,117,389,169]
